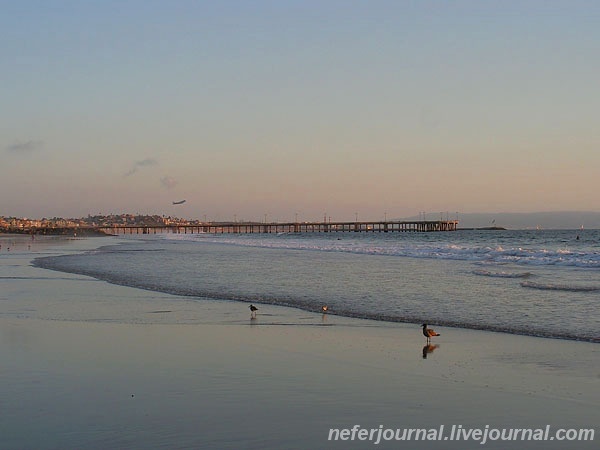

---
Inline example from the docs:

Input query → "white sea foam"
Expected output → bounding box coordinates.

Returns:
[161,232,600,268]
[472,269,532,278]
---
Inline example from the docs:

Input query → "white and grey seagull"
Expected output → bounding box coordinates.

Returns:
[422,324,440,343]
[249,304,258,318]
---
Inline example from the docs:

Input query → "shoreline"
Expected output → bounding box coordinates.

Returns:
[28,234,600,344]
[0,228,111,237]
[1,235,598,449]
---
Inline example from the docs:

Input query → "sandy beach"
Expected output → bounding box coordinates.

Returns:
[1,235,598,449]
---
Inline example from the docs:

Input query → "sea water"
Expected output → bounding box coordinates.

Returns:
[32,229,599,342]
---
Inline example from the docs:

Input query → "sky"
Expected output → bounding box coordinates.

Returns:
[2,0,599,223]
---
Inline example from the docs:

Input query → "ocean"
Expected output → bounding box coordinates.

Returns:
[32,229,599,343]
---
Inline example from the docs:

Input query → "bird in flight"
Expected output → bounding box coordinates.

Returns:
[172,200,186,205]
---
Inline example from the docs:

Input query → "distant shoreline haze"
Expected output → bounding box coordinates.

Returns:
[2,211,600,231]
[404,211,600,230]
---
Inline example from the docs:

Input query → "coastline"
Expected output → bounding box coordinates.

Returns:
[1,235,598,449]
[0,228,111,237]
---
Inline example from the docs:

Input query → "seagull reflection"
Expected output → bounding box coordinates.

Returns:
[321,305,328,323]
[422,344,440,359]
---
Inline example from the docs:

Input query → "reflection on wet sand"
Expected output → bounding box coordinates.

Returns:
[422,344,440,359]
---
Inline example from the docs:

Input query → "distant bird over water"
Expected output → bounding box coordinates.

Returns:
[249,304,258,318]
[422,324,440,343]
[321,305,328,313]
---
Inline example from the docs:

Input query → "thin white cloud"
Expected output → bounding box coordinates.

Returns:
[160,176,178,189]
[124,158,158,177]
[6,140,44,154]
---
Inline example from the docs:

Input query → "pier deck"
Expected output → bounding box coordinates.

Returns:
[98,220,459,235]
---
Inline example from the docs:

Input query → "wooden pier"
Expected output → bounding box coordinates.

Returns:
[98,220,459,235]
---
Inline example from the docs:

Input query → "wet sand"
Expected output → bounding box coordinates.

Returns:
[1,235,598,449]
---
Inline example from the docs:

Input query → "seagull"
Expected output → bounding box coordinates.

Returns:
[249,304,258,317]
[422,324,440,343]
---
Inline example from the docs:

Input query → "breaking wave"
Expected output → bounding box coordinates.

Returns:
[520,280,600,292]
[163,233,600,269]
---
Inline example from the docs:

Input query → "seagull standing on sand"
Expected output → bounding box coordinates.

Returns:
[422,324,440,343]
[249,304,258,318]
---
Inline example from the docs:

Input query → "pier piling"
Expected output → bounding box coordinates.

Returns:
[96,220,459,235]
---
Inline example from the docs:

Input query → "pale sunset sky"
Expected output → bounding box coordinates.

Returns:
[2,1,599,222]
